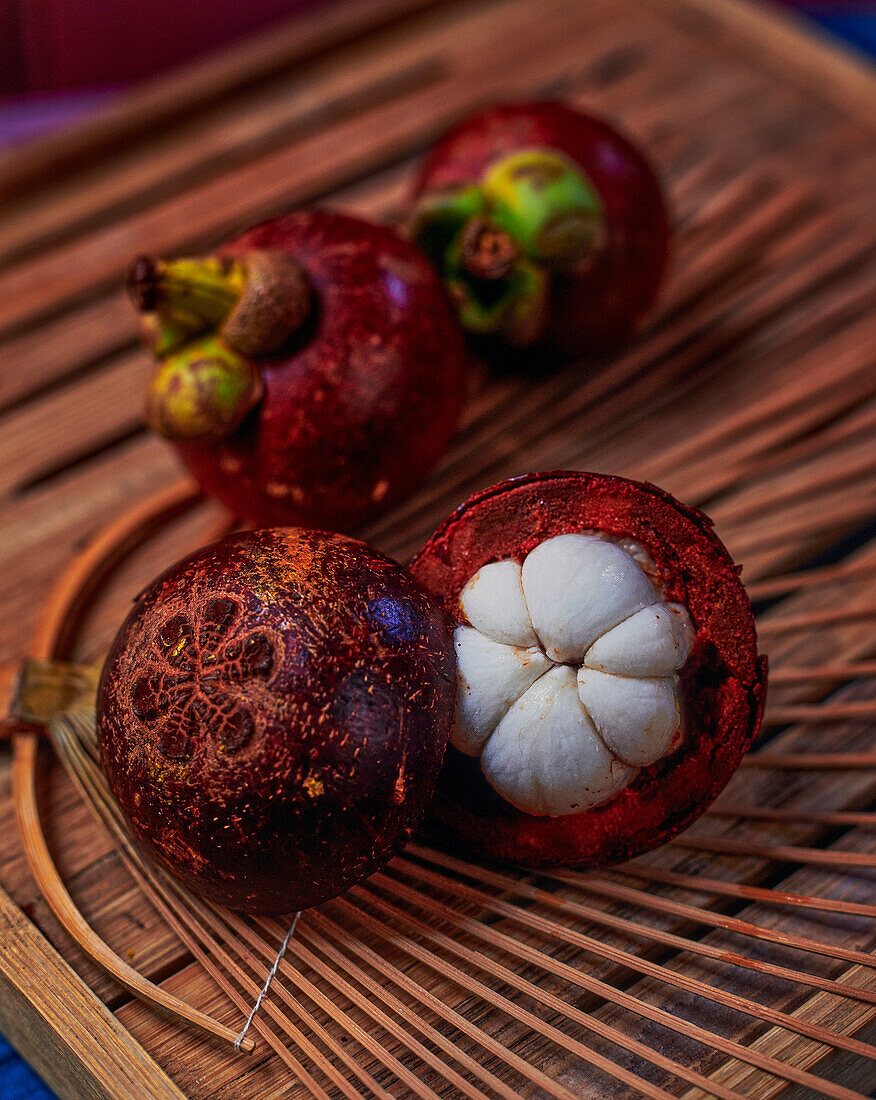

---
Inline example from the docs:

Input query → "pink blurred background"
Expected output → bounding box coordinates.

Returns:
[0,0,329,145]
[0,0,325,93]
[1,1,873,150]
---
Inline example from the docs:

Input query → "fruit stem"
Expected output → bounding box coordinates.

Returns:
[127,255,247,332]
[128,249,312,361]
[459,218,519,281]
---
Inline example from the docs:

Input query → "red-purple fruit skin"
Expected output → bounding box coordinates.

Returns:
[174,212,468,531]
[410,101,671,360]
[97,528,456,914]
[410,471,767,868]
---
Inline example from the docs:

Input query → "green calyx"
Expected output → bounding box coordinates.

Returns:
[446,251,548,345]
[145,335,263,441]
[483,149,604,268]
[128,250,312,441]
[410,148,605,347]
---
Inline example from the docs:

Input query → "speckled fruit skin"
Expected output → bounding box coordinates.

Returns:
[97,528,456,914]
[174,212,468,531]
[409,101,670,361]
[409,471,767,867]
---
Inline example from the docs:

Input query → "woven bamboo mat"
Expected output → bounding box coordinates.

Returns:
[0,0,874,1097]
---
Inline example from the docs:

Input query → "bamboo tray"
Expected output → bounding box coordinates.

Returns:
[1,0,875,1097]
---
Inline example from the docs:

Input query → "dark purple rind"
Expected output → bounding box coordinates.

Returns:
[174,211,468,532]
[98,528,456,913]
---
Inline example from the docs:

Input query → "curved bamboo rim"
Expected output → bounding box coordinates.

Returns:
[11,478,255,1053]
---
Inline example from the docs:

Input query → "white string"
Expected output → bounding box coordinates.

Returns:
[235,910,301,1051]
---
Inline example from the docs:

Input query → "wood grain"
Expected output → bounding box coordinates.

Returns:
[0,882,185,1100]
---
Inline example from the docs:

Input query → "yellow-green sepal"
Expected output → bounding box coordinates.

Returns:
[449,253,547,346]
[409,185,486,265]
[483,148,604,270]
[145,335,263,441]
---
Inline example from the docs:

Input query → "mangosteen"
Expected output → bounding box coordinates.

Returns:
[127,211,468,531]
[407,101,670,364]
[409,471,767,867]
[97,528,455,914]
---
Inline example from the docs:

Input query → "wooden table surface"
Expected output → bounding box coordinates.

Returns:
[0,0,875,1097]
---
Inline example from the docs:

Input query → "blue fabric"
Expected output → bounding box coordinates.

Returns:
[809,12,876,56]
[0,7,874,1098]
[0,1036,57,1099]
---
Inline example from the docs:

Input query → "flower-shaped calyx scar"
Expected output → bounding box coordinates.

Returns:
[129,595,278,761]
[453,533,695,816]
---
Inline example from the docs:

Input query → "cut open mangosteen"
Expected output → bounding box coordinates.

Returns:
[409,471,767,867]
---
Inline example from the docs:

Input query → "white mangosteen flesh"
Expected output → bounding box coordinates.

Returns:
[452,533,695,816]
